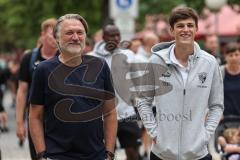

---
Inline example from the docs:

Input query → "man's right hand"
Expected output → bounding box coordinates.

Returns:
[16,122,26,141]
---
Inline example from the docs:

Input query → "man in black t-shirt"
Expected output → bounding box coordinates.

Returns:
[29,14,117,160]
[16,18,57,160]
[0,66,10,131]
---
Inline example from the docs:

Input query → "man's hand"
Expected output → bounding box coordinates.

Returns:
[16,121,27,141]
[0,111,8,128]
[105,150,115,160]
[16,81,28,141]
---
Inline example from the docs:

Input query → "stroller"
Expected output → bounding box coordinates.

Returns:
[213,116,240,160]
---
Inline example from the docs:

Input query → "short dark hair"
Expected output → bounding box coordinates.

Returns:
[225,42,240,55]
[169,7,199,29]
[103,24,119,36]
[53,14,88,39]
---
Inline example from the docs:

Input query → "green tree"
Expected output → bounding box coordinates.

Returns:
[0,0,105,52]
[0,0,239,53]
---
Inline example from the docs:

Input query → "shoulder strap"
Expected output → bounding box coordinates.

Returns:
[29,48,39,77]
[220,65,225,79]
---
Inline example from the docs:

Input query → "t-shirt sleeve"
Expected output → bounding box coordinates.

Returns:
[29,64,45,105]
[18,53,31,83]
[103,61,115,99]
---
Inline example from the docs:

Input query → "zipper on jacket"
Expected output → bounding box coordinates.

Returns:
[179,67,192,160]
[178,88,186,160]
[174,56,196,159]
[179,88,186,158]
[172,66,184,160]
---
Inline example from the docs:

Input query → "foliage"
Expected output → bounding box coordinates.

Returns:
[0,0,239,52]
[0,0,103,52]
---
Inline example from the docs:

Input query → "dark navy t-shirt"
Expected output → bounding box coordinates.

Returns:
[30,55,115,160]
[223,70,240,116]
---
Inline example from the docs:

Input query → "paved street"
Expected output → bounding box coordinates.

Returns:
[0,91,127,160]
[0,90,221,160]
[0,91,31,160]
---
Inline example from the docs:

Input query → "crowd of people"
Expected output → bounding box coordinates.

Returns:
[0,6,240,160]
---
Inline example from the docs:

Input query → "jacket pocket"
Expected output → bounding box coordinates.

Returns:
[153,127,178,158]
[182,128,209,158]
[204,129,211,145]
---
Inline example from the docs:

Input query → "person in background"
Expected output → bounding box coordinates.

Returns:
[0,56,20,131]
[218,128,240,160]
[0,58,11,160]
[136,32,159,61]
[16,18,57,160]
[7,59,20,108]
[135,32,159,159]
[83,37,94,54]
[204,34,223,64]
[0,100,8,133]
[129,37,142,54]
[0,60,11,132]
[93,29,103,44]
[220,42,240,117]
[90,24,142,160]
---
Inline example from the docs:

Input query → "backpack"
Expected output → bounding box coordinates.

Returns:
[29,48,40,77]
[26,48,40,102]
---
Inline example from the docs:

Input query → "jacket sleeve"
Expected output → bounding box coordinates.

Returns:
[133,60,158,139]
[206,60,224,136]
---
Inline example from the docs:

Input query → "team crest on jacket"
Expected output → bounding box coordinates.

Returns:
[198,72,207,84]
[162,71,171,77]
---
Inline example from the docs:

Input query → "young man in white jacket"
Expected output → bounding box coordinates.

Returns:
[135,7,223,160]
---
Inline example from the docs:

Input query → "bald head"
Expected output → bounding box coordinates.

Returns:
[142,32,159,48]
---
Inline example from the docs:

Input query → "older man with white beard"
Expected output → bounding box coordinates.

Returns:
[29,14,117,160]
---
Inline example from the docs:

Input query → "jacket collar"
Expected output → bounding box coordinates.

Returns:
[151,41,201,65]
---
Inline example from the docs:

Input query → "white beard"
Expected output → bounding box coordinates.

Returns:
[60,42,85,55]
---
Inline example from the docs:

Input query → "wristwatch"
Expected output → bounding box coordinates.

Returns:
[105,150,115,160]
[36,151,47,160]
